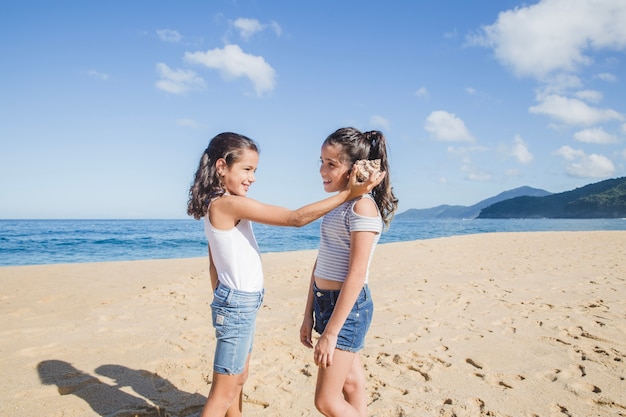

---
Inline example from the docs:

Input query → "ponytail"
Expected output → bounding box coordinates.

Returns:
[363,130,398,227]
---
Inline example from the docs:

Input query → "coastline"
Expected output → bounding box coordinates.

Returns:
[3,217,626,267]
[1,231,625,416]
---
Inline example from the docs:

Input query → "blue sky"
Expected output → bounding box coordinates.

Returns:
[1,0,625,219]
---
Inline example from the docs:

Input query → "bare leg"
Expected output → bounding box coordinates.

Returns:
[200,355,250,417]
[314,349,365,417]
[342,354,367,417]
[225,378,244,417]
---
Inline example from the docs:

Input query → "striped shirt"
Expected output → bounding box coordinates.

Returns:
[314,194,383,284]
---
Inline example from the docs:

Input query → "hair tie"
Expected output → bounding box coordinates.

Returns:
[366,131,378,147]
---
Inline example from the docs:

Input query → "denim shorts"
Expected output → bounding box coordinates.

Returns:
[210,284,264,375]
[313,283,373,353]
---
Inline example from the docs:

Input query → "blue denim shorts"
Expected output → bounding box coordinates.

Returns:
[313,283,373,353]
[211,284,264,375]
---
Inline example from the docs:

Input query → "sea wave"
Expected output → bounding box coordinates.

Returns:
[1,218,624,267]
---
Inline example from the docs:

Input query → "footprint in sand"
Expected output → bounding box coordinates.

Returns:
[549,403,573,416]
[478,373,514,389]
[243,394,270,409]
[300,366,312,377]
[407,364,430,382]
[465,358,483,369]
[567,381,602,395]
[538,368,561,382]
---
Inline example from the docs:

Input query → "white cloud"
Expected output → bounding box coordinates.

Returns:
[369,115,390,130]
[425,110,474,142]
[464,86,492,102]
[155,63,206,95]
[596,72,617,82]
[444,28,458,40]
[184,44,276,96]
[540,74,583,95]
[177,118,202,128]
[87,70,110,81]
[156,29,182,43]
[233,18,263,40]
[573,127,618,144]
[510,135,534,164]
[556,145,585,161]
[414,87,428,98]
[468,0,626,80]
[269,22,282,37]
[233,18,282,41]
[575,89,603,103]
[446,145,491,181]
[447,144,488,156]
[555,145,615,178]
[529,94,623,126]
[446,146,464,156]
[461,163,491,181]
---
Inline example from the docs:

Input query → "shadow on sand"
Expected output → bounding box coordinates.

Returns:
[37,360,205,417]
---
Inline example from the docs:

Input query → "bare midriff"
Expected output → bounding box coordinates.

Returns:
[314,276,343,291]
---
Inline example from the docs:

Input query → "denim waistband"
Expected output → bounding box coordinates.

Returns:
[215,282,264,304]
[313,283,368,303]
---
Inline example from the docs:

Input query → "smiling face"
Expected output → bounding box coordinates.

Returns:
[319,143,351,193]
[218,148,258,196]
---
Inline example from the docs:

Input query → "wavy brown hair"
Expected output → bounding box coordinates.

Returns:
[323,127,398,226]
[187,132,259,220]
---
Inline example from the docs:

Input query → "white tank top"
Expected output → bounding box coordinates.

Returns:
[204,216,264,292]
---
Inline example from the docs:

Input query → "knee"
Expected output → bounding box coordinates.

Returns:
[343,371,365,397]
[208,368,249,404]
[221,370,247,401]
[314,394,333,416]
[315,391,349,417]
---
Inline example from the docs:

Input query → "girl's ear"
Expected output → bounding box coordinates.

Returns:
[215,158,227,175]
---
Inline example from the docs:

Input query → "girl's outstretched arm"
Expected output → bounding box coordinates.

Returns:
[214,167,385,228]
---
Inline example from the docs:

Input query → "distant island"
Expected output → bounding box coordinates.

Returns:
[398,186,552,219]
[398,177,626,219]
[478,176,626,219]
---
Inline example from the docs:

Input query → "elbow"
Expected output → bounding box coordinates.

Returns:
[288,212,309,227]
[290,215,307,227]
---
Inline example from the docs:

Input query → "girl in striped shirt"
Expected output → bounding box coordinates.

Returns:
[300,127,398,417]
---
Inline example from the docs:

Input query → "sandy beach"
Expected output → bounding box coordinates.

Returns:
[1,231,625,417]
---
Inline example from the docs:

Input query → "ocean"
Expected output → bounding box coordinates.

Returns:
[1,218,625,267]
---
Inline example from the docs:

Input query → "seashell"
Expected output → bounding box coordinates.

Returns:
[355,159,381,182]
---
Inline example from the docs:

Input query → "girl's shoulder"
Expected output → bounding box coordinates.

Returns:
[210,193,244,209]
[352,194,378,217]
[208,194,243,229]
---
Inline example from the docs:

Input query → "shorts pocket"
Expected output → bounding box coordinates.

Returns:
[211,305,230,338]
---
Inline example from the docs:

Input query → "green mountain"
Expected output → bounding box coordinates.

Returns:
[397,186,552,219]
[478,177,626,219]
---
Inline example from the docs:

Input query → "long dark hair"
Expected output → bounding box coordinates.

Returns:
[187,132,259,220]
[323,127,398,226]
